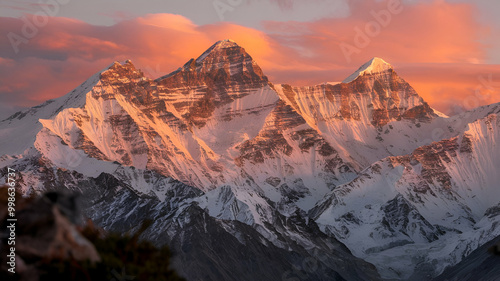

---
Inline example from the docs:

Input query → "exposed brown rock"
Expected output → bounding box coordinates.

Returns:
[460,133,474,153]
[402,103,435,122]
[411,138,460,189]
[236,101,301,165]
[99,60,145,86]
[280,84,301,113]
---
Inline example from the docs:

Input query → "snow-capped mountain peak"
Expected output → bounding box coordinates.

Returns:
[157,38,268,91]
[213,38,239,48]
[100,59,145,84]
[343,57,393,83]
[194,38,246,64]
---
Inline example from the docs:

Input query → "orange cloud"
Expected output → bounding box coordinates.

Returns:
[0,13,310,110]
[0,0,497,118]
[262,0,487,67]
[397,63,500,115]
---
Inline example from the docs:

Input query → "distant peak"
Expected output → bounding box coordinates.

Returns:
[107,60,136,71]
[214,39,239,48]
[366,57,391,69]
[100,60,142,82]
[343,57,393,83]
[195,39,243,63]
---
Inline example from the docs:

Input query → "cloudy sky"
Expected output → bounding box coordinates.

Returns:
[0,0,499,119]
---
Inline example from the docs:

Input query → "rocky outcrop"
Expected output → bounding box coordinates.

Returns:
[0,187,100,280]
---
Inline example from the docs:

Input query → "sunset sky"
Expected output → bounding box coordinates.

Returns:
[0,0,499,119]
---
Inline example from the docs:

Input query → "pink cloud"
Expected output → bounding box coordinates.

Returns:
[397,63,500,114]
[0,0,497,116]
[262,0,487,67]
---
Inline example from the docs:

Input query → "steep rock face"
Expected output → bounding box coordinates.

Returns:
[156,39,270,128]
[158,39,268,89]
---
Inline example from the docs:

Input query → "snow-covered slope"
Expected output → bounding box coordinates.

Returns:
[433,234,500,281]
[0,69,102,156]
[312,110,500,280]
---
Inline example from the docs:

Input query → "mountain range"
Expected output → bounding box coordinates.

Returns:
[1,39,499,281]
